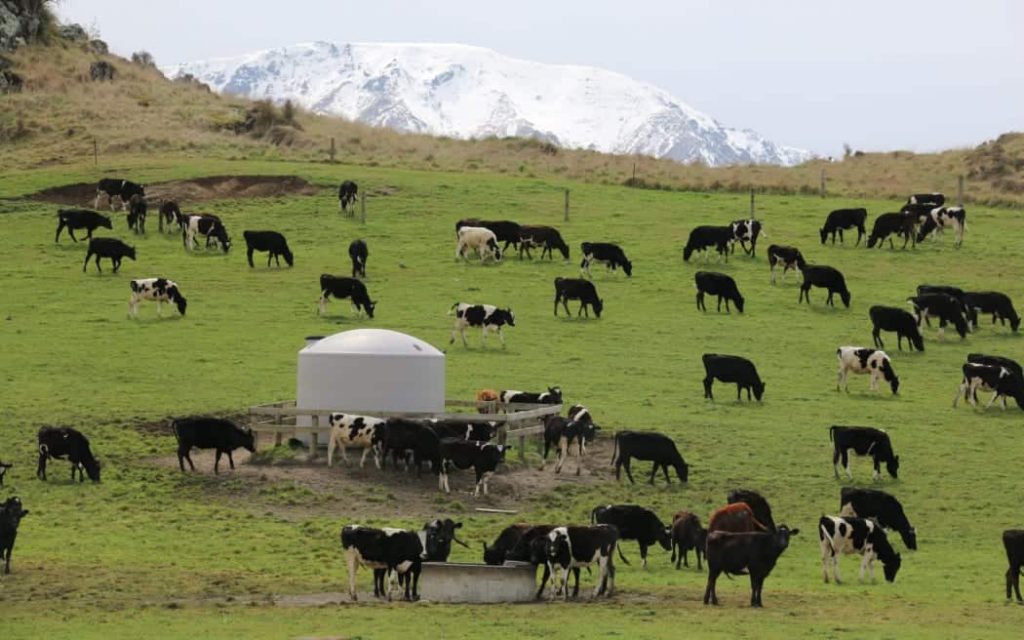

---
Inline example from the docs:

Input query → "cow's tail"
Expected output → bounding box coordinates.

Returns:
[610,433,619,466]
[615,543,631,566]
[828,425,836,443]
[171,419,181,444]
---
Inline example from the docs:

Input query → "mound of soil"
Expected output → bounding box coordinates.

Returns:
[28,175,319,207]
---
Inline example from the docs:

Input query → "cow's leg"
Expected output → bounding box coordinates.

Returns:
[623,457,635,484]
[555,436,567,473]
[535,563,551,600]
[841,449,852,480]
[648,462,658,484]
[872,327,883,348]
[460,326,468,347]
[497,326,506,347]
[576,441,584,477]
[703,377,714,400]
[696,291,704,311]
[872,458,881,481]
[226,450,236,470]
[703,569,720,605]
[214,450,222,474]
[318,293,329,316]
[661,464,671,484]
[821,538,832,582]
[358,446,371,469]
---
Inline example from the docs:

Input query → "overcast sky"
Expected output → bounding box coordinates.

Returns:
[57,0,1023,157]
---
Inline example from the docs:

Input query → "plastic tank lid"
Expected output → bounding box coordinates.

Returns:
[300,329,443,357]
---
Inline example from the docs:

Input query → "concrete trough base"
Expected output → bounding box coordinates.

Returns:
[419,562,537,603]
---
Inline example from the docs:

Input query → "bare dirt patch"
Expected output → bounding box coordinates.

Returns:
[27,175,319,207]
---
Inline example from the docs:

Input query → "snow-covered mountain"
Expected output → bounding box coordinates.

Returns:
[164,42,811,167]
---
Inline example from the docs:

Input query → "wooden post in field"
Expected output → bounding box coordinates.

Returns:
[749,188,755,219]
[820,168,826,198]
[92,138,98,166]
[958,174,964,206]
[632,162,636,184]
[360,192,366,224]
[329,137,336,163]
[518,433,525,462]
[564,188,570,222]
[273,412,283,448]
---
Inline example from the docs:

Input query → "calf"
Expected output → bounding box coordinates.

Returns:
[953,362,1024,410]
[182,214,230,252]
[798,264,851,307]
[326,413,386,468]
[428,419,498,443]
[820,208,867,245]
[541,525,619,600]
[554,277,603,318]
[340,524,422,601]
[171,417,255,474]
[907,293,968,339]
[870,306,925,351]
[501,386,562,405]
[456,226,502,263]
[917,284,970,326]
[37,426,101,482]
[591,504,671,568]
[702,353,765,402]
[917,206,966,247]
[519,225,569,260]
[964,291,1020,333]
[708,502,769,533]
[0,497,29,575]
[695,271,744,313]
[128,278,187,318]
[126,194,147,234]
[670,511,707,570]
[542,405,598,475]
[243,230,293,267]
[55,209,112,243]
[580,242,632,277]
[611,430,688,484]
[727,489,776,531]
[683,225,733,262]
[449,302,515,347]
[829,425,900,480]
[703,526,798,607]
[840,487,917,550]
[380,418,439,475]
[967,353,1023,380]
[96,178,144,211]
[767,244,805,284]
[338,180,358,213]
[456,219,522,251]
[0,461,10,487]
[819,515,901,583]
[348,239,368,278]
[867,212,914,249]
[836,346,900,395]
[730,219,763,256]
[483,524,555,566]
[158,201,182,233]
[438,439,510,496]
[82,237,136,273]
[1005,529,1024,602]
[908,193,945,207]
[318,274,376,318]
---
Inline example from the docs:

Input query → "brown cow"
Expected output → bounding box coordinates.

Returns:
[708,502,768,533]
[670,510,707,570]
[476,388,499,413]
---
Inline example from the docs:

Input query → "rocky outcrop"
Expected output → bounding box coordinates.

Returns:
[0,0,46,51]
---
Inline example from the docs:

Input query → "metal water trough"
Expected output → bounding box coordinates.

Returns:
[419,562,537,603]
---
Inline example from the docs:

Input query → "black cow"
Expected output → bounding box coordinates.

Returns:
[348,239,368,278]
[967,353,1024,380]
[318,274,376,318]
[907,293,969,339]
[0,461,10,487]
[611,430,688,484]
[870,305,925,351]
[798,264,851,308]
[96,178,145,211]
[840,487,917,550]
[456,219,523,251]
[580,242,632,277]
[964,291,1020,333]
[438,439,510,496]
[449,302,515,347]
[695,271,744,313]
[55,209,112,243]
[243,230,293,268]
[730,219,763,256]
[428,419,497,443]
[482,524,555,566]
[519,225,569,260]
[126,194,147,234]
[36,426,101,482]
[338,180,358,213]
[767,244,805,284]
[820,516,901,584]
[0,497,29,575]
[829,425,900,480]
[380,418,440,475]
[915,284,971,327]
[82,237,135,273]
[554,277,603,318]
[727,489,776,531]
[704,526,798,607]
[171,417,255,474]
[683,225,733,262]
[702,353,765,402]
[540,525,619,600]
[341,524,422,601]
[670,511,707,570]
[908,193,945,207]
[183,214,230,252]
[500,386,562,405]
[542,406,598,475]
[820,208,867,245]
[158,201,182,233]
[591,504,671,568]
[954,362,1024,410]
[1005,529,1024,602]
[867,212,915,249]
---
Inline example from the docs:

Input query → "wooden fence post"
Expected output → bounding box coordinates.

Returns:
[820,168,826,198]
[564,188,570,222]
[958,174,964,207]
[329,137,336,163]
[749,188,755,218]
[93,138,98,166]
[360,192,366,224]
[273,412,283,448]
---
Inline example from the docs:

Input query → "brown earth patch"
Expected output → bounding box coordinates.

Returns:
[26,175,319,207]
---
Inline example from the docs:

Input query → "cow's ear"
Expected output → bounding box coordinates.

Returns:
[789,528,800,536]
[21,510,29,517]
[454,522,463,529]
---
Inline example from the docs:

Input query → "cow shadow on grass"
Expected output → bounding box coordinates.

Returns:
[128,314,186,325]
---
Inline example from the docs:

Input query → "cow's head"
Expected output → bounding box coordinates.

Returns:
[126,246,137,261]
[503,309,515,327]
[546,529,571,566]
[884,454,900,479]
[99,216,113,230]
[674,458,689,483]
[2,497,29,522]
[546,387,563,404]
[487,238,502,262]
[883,552,902,582]
[622,259,633,277]
[819,226,829,244]
[657,524,672,551]
[84,457,102,482]
[734,293,745,313]
[592,298,604,318]
[482,541,506,566]
[903,528,918,551]
[555,239,570,260]
[240,427,256,453]
[1010,314,1021,332]
[364,299,377,319]
[424,518,467,561]
[839,289,851,308]
[752,380,766,402]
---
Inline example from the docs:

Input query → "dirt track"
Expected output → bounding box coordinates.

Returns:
[28,174,319,207]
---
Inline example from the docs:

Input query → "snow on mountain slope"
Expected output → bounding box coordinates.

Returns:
[164,42,811,167]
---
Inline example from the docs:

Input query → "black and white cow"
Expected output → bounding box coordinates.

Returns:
[183,214,230,252]
[702,353,765,402]
[727,489,776,532]
[318,274,376,318]
[695,271,744,313]
[836,346,899,395]
[840,487,917,550]
[0,497,29,575]
[580,242,632,277]
[670,511,707,570]
[683,225,733,262]
[500,386,562,405]
[540,525,619,600]
[967,353,1023,380]
[1005,529,1024,602]
[428,419,497,443]
[554,277,603,318]
[338,180,358,213]
[456,219,522,252]
[243,230,293,268]
[128,278,187,318]
[906,293,969,339]
[438,439,510,496]
[819,515,902,583]
[591,504,671,568]
[611,430,688,484]
[519,225,570,260]
[82,237,135,273]
[171,417,255,474]
[798,264,851,307]
[730,219,763,256]
[95,178,144,211]
[964,291,1020,333]
[158,201,182,233]
[820,208,867,245]
[542,405,598,475]
[908,193,945,207]
[348,239,368,278]
[483,524,555,566]
[126,194,147,234]
[767,245,805,284]
[953,362,1024,410]
[870,306,925,352]
[917,206,966,247]
[916,284,970,327]
[456,226,502,263]
[341,524,423,601]
[704,526,798,607]
[55,209,112,243]
[449,302,515,347]
[36,426,101,482]
[829,425,900,480]
[867,212,915,249]
[326,413,386,468]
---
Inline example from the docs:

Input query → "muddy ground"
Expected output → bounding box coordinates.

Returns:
[28,174,320,207]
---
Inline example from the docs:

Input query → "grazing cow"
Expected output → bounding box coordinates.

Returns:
[36,426,101,482]
[908,193,945,207]
[0,497,29,575]
[611,430,688,484]
[695,271,744,313]
[767,244,805,284]
[519,225,569,260]
[591,504,671,568]
[870,306,925,351]
[95,178,144,211]
[126,194,147,234]
[449,302,515,347]
[899,202,935,237]
[798,264,851,307]
[82,237,135,273]
[542,406,598,475]
[348,239,368,278]
[727,489,776,531]
[554,277,603,318]
[326,413,386,468]
[836,346,900,395]
[683,225,733,262]
[702,353,765,402]
[703,526,798,607]
[55,209,112,243]
[730,219,763,256]
[867,212,915,249]
[829,425,900,480]
[338,180,358,213]
[456,219,522,251]
[438,439,510,496]
[840,487,917,550]
[964,291,1020,332]
[819,515,902,583]
[158,201,182,233]
[128,278,187,318]
[429,419,497,443]
[580,242,632,277]
[243,230,293,268]
[820,208,867,245]
[670,511,707,570]
[541,525,619,600]
[482,524,555,566]
[0,461,10,487]
[917,206,966,247]
[967,353,1023,380]
[708,503,769,534]
[907,293,968,339]
[183,214,230,252]
[379,418,440,474]
[171,417,255,474]
[953,362,1024,410]
[1004,529,1024,602]
[318,274,376,318]
[456,226,502,263]
[500,386,562,405]
[340,524,423,601]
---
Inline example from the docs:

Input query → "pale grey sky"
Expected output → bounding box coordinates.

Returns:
[57,0,1023,157]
